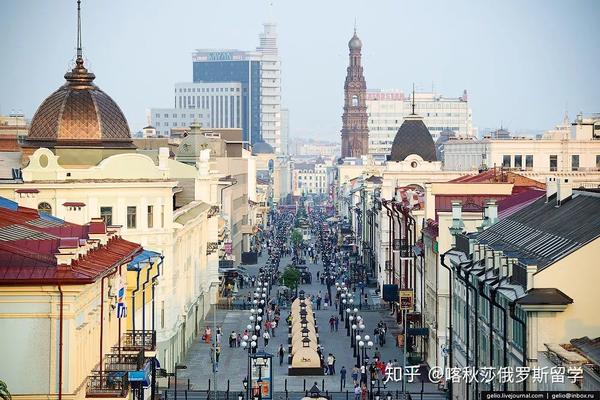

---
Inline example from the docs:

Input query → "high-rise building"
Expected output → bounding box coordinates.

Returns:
[191,23,282,151]
[192,49,261,144]
[280,108,289,155]
[366,89,474,158]
[341,29,369,159]
[148,82,242,136]
[257,23,282,153]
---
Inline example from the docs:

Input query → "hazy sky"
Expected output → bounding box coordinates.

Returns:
[1,0,599,140]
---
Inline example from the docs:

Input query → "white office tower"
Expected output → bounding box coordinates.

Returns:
[280,108,289,155]
[257,23,282,154]
[366,89,475,159]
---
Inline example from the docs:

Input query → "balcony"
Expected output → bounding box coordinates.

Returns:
[104,351,144,372]
[121,330,156,352]
[86,372,129,398]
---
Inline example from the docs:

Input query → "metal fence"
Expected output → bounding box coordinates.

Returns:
[161,389,446,400]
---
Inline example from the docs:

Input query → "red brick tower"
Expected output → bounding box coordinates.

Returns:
[341,29,369,158]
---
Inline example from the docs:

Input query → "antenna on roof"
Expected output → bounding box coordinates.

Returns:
[411,83,416,115]
[76,0,82,60]
[354,17,357,35]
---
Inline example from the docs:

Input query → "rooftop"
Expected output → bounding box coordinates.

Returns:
[0,197,142,285]
[476,191,600,270]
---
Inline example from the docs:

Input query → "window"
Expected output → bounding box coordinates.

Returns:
[100,206,113,226]
[596,155,600,170]
[161,205,165,228]
[550,155,558,171]
[502,155,511,168]
[525,155,533,169]
[161,301,165,329]
[127,206,137,229]
[514,155,522,169]
[571,154,580,171]
[38,202,52,214]
[164,113,168,118]
[173,113,177,118]
[147,205,154,228]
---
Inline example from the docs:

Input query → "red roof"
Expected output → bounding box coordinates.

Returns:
[63,202,86,207]
[15,188,39,194]
[0,200,142,285]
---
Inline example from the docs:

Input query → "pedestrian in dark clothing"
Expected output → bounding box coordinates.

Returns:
[334,316,339,331]
[278,344,285,366]
[340,366,347,389]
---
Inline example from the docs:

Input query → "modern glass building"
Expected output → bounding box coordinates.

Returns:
[192,50,261,144]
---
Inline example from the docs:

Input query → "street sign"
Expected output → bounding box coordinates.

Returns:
[399,290,414,311]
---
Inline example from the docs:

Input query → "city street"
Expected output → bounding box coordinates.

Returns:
[177,250,442,397]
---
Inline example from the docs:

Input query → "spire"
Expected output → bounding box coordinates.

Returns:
[354,18,357,35]
[76,0,82,60]
[411,83,416,115]
[64,0,95,87]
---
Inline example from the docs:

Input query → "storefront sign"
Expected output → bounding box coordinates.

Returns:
[399,290,414,311]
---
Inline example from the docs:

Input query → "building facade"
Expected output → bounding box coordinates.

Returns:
[443,114,600,176]
[293,162,328,196]
[445,179,600,398]
[257,23,282,154]
[341,30,369,158]
[366,90,474,158]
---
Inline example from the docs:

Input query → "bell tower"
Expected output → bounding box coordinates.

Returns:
[341,28,369,158]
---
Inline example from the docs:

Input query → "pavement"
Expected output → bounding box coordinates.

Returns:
[177,248,444,398]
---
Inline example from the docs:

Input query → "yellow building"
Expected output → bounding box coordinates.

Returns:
[0,201,162,400]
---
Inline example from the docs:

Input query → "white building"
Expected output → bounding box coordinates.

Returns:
[443,114,600,178]
[366,89,474,158]
[293,161,328,196]
[281,108,290,155]
[148,82,243,137]
[257,23,282,154]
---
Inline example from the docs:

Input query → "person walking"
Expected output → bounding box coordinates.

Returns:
[351,366,359,385]
[263,330,270,346]
[229,331,236,347]
[278,344,285,366]
[327,353,336,375]
[334,316,339,332]
[340,366,347,389]
[204,327,211,344]
[353,384,361,400]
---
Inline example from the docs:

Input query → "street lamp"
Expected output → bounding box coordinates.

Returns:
[173,363,187,400]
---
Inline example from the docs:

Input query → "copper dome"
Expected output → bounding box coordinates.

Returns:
[27,58,133,147]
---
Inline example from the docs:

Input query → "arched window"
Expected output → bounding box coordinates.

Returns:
[38,202,52,215]
[352,95,359,107]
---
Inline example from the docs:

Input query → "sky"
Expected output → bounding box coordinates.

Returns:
[0,0,599,141]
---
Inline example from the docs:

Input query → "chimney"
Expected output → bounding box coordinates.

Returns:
[556,177,572,207]
[55,252,76,265]
[158,147,169,170]
[546,177,557,202]
[487,199,498,224]
[449,200,465,244]
[526,262,537,290]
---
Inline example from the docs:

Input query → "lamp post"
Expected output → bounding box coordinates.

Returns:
[173,363,187,400]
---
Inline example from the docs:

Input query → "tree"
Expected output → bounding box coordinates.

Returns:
[281,265,300,291]
[291,229,303,246]
[0,380,11,400]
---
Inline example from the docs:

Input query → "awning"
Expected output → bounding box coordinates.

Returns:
[127,250,162,271]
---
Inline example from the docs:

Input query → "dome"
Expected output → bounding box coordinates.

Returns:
[27,58,133,148]
[252,141,274,154]
[348,32,362,50]
[389,116,437,162]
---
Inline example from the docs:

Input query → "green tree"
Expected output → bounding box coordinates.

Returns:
[281,265,301,291]
[291,229,303,246]
[0,380,11,400]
